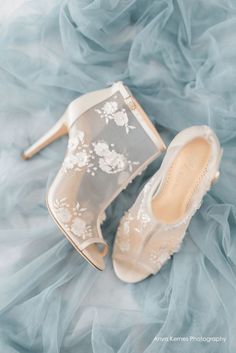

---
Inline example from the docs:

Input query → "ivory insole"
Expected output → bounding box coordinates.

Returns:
[152,138,211,223]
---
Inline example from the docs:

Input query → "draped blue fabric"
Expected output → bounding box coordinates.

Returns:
[0,0,236,352]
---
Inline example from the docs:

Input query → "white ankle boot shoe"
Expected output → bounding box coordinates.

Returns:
[112,125,222,282]
[22,82,166,270]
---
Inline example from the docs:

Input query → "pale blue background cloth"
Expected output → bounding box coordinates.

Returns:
[0,0,236,352]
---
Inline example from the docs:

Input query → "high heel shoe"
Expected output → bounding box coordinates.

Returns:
[112,125,222,282]
[22,81,166,270]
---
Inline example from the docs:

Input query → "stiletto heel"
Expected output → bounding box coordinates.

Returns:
[21,116,68,160]
[22,81,166,270]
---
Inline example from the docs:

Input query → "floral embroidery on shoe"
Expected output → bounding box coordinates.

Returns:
[93,141,110,156]
[113,110,128,126]
[95,100,136,134]
[63,150,92,172]
[93,141,139,174]
[71,217,93,240]
[53,198,93,241]
[116,212,134,252]
[63,129,93,173]
[93,142,127,174]
[67,130,85,151]
[72,202,87,216]
[63,129,139,177]
[53,198,72,223]
[103,101,118,116]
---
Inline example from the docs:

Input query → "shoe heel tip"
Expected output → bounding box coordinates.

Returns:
[161,145,166,152]
[21,152,29,160]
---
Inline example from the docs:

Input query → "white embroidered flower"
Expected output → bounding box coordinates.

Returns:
[95,99,136,133]
[73,202,87,214]
[99,150,127,174]
[71,217,88,238]
[103,101,118,115]
[68,131,85,151]
[55,207,72,223]
[93,141,109,157]
[53,198,72,223]
[98,158,111,173]
[62,119,139,177]
[68,137,79,151]
[113,110,128,126]
[63,154,77,170]
[77,130,85,142]
[75,151,89,168]
[105,150,126,169]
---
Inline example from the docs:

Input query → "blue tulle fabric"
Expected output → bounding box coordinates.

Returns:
[0,0,236,352]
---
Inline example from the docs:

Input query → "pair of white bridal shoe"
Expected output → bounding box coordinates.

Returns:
[22,82,222,283]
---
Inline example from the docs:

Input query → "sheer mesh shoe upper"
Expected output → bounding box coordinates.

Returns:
[113,126,222,281]
[47,83,165,267]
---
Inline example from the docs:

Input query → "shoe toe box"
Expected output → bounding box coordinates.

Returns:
[112,256,151,283]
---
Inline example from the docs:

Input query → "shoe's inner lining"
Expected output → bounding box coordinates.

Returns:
[152,138,211,223]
